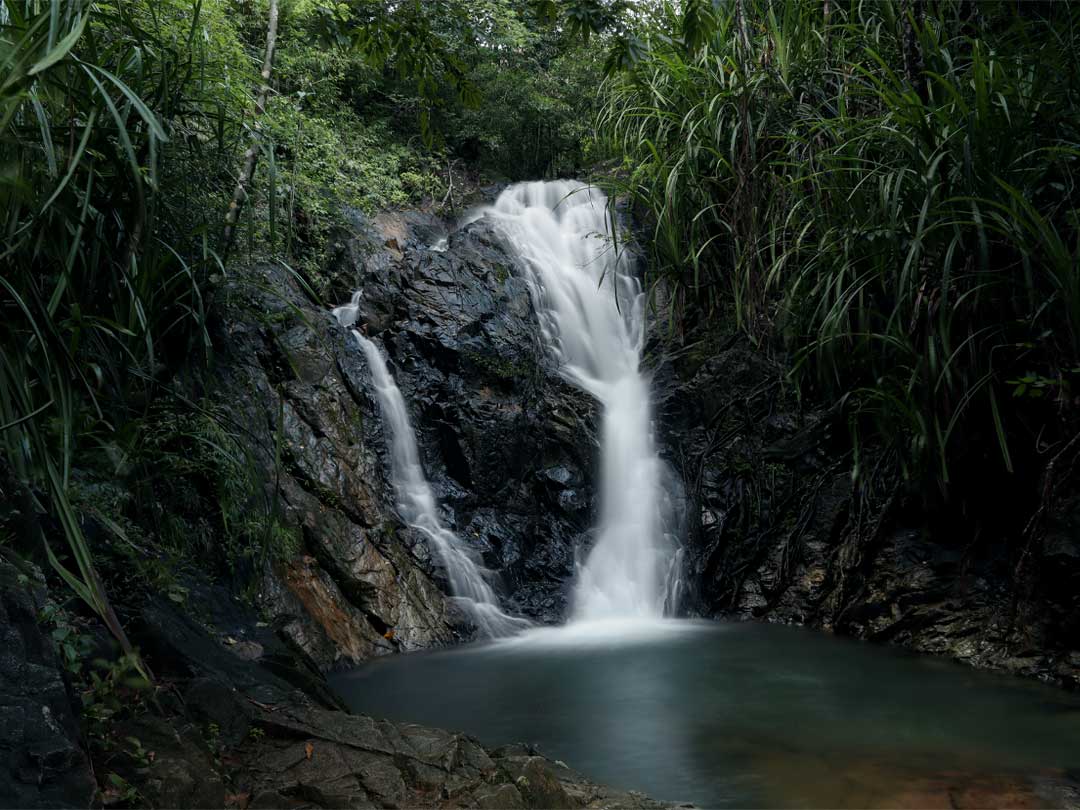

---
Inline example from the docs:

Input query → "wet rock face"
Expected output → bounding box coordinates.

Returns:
[331,210,599,624]
[659,331,1080,687]
[215,204,597,668]
[0,561,96,809]
[216,256,459,671]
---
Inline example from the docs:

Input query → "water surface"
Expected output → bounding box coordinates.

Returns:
[331,621,1080,808]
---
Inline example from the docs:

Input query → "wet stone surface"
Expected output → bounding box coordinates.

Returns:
[0,561,96,810]
[216,202,602,654]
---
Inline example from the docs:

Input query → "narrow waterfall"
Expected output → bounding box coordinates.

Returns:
[486,180,680,622]
[332,299,528,636]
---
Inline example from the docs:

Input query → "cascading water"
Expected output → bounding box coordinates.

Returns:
[331,297,528,637]
[484,180,681,622]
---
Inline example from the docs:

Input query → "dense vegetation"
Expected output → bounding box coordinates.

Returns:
[599,1,1080,512]
[2,0,1078,680]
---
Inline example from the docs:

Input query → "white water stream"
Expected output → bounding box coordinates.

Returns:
[332,179,680,634]
[484,180,681,622]
[332,297,528,637]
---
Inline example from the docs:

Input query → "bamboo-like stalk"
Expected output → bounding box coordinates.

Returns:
[902,0,927,103]
[221,0,279,261]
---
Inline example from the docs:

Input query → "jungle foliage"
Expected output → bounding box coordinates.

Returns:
[596,0,1080,500]
[0,0,606,646]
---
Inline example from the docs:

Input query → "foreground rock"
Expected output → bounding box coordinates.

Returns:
[114,587,678,809]
[230,706,673,809]
[0,559,95,809]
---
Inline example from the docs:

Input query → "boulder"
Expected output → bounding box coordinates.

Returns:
[0,559,96,809]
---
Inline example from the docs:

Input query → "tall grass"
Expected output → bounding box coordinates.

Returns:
[1,0,249,655]
[598,0,1080,495]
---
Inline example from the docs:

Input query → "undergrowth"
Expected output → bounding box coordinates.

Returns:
[597,0,1080,504]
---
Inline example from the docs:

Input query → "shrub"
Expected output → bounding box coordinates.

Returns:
[598,0,1080,496]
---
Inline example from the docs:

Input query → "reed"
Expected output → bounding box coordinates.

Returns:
[597,0,1080,493]
[1,0,248,654]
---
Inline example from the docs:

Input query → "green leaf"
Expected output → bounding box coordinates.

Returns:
[79,61,169,143]
[29,14,87,75]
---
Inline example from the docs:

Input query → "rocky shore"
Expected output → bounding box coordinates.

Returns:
[228,198,1077,688]
[1,559,679,809]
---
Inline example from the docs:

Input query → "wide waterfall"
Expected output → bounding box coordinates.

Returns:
[331,297,528,636]
[484,180,681,622]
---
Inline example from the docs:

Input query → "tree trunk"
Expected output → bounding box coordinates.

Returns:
[902,0,927,104]
[221,0,280,261]
[735,0,752,53]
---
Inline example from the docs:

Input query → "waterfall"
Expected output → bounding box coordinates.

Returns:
[332,298,528,636]
[485,180,681,622]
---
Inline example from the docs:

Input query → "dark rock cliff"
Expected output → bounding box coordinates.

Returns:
[656,328,1080,688]
[213,203,599,671]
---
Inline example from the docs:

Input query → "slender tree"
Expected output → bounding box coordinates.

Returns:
[222,0,280,260]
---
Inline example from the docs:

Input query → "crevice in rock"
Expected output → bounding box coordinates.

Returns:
[432,408,473,490]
